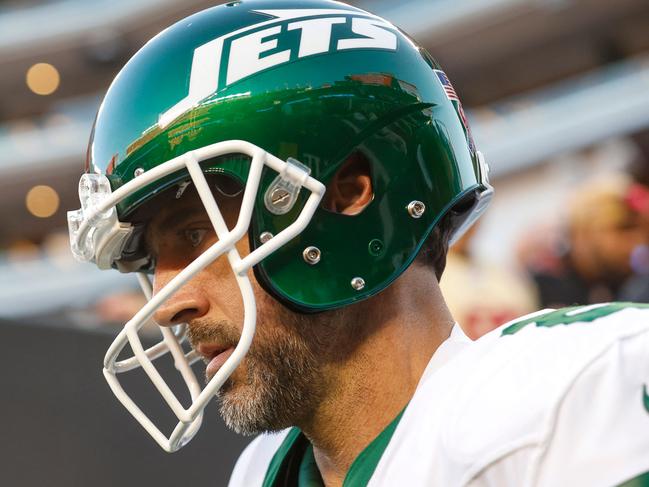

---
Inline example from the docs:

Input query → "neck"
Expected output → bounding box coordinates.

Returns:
[298,267,454,487]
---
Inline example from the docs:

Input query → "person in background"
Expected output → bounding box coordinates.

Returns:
[524,175,649,308]
[619,150,649,301]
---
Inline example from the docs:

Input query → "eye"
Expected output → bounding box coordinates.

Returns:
[183,229,209,248]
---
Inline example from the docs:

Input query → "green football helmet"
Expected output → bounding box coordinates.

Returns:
[68,0,492,451]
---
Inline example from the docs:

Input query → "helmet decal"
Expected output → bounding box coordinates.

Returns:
[433,69,476,154]
[160,8,398,127]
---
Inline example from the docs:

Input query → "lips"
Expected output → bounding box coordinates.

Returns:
[205,348,235,380]
[197,343,236,381]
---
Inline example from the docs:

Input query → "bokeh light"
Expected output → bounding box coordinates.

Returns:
[25,185,60,218]
[25,63,60,95]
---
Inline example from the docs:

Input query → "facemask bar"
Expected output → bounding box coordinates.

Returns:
[106,274,194,375]
[70,140,325,452]
[135,273,194,363]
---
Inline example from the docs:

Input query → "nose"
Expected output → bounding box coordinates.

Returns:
[152,270,210,327]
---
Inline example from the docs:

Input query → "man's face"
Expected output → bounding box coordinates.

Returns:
[146,185,362,435]
[571,201,648,281]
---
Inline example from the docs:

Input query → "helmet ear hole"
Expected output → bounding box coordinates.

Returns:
[323,152,374,216]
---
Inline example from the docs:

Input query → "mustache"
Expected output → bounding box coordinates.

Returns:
[186,318,241,350]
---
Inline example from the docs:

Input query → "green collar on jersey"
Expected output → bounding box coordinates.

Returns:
[262,408,405,487]
[618,470,649,486]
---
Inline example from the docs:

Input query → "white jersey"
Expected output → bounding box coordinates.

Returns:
[229,303,649,487]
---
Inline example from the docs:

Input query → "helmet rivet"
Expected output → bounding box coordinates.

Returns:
[407,200,426,219]
[368,239,384,257]
[134,168,145,177]
[303,246,321,265]
[351,277,365,291]
[260,232,274,244]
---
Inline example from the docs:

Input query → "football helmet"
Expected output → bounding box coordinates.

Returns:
[68,0,492,451]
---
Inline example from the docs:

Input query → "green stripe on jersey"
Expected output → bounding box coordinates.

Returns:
[298,446,324,487]
[262,428,305,487]
[502,302,649,336]
[262,409,405,487]
[343,408,404,486]
[618,470,649,486]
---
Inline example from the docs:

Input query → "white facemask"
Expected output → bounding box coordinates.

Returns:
[68,140,325,451]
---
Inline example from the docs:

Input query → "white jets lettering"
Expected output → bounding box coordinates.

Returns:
[338,18,398,51]
[287,17,347,57]
[160,39,226,128]
[227,26,291,86]
[159,9,398,128]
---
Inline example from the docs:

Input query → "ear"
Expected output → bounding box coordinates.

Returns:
[324,153,374,216]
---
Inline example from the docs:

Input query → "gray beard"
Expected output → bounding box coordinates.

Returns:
[188,296,363,436]
[215,330,324,435]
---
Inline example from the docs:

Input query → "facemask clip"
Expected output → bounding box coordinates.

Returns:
[67,173,133,269]
[264,157,311,215]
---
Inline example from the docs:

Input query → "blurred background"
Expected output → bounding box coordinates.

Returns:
[1,0,648,485]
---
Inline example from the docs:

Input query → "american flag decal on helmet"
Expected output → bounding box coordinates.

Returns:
[434,69,476,154]
[435,70,459,101]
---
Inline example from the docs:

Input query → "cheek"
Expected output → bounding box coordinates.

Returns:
[254,290,286,337]
[197,259,246,323]
[253,287,313,352]
[630,230,649,246]
[204,237,252,320]
[605,230,645,253]
[235,235,251,256]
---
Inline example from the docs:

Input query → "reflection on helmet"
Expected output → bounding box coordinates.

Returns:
[70,0,493,452]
